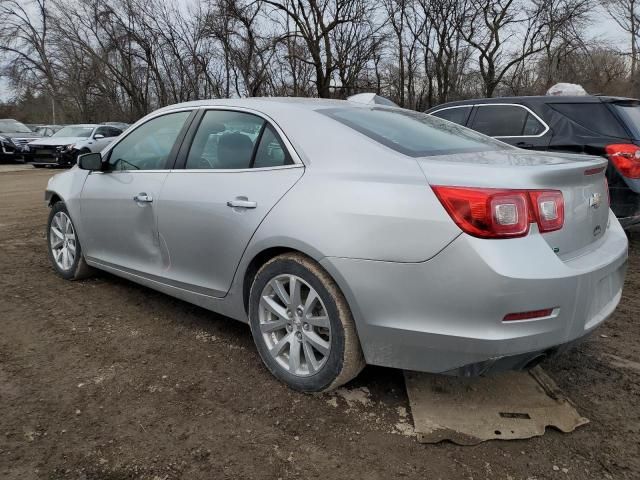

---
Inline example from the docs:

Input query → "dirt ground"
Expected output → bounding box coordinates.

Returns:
[1,168,639,480]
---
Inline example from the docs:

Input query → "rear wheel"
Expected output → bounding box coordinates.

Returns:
[249,253,364,392]
[47,202,93,280]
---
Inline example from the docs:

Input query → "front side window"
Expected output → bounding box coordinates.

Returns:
[186,110,291,169]
[470,105,544,137]
[431,106,472,126]
[321,107,509,157]
[108,111,191,171]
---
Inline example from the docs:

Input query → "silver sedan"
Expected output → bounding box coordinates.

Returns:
[44,98,628,392]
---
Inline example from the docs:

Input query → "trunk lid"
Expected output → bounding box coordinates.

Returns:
[417,149,610,258]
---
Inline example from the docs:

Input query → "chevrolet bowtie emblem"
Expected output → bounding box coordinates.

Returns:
[589,192,602,209]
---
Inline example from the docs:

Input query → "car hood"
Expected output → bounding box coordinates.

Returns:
[28,137,84,146]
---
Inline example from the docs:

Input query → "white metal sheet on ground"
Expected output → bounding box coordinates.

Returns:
[404,367,589,445]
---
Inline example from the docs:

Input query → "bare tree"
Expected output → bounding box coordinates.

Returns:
[602,0,639,93]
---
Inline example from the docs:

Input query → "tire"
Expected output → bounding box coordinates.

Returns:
[46,202,94,280]
[249,252,365,392]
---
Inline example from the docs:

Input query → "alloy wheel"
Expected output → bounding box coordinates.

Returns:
[50,211,77,271]
[258,274,331,376]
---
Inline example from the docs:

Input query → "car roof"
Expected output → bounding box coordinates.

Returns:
[428,95,639,110]
[63,124,99,128]
[155,97,376,116]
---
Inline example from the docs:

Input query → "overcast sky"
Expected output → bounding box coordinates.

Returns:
[0,4,632,102]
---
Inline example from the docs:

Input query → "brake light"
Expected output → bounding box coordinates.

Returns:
[605,144,640,179]
[432,186,564,239]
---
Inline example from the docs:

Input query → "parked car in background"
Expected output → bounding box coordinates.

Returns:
[33,125,63,137]
[101,121,130,131]
[0,119,42,162]
[427,96,640,228]
[44,98,627,392]
[27,124,123,167]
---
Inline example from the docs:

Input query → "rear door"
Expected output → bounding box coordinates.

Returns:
[468,104,551,150]
[156,108,304,297]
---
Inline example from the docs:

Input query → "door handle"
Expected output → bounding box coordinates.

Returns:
[133,193,153,203]
[227,198,257,209]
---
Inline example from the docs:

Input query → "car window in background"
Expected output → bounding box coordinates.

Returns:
[470,105,544,137]
[431,106,472,126]
[321,107,510,157]
[53,126,94,138]
[253,125,292,168]
[0,120,32,133]
[94,126,110,137]
[549,103,628,138]
[108,111,191,171]
[185,110,265,169]
[523,114,546,135]
[612,102,640,139]
[107,127,123,137]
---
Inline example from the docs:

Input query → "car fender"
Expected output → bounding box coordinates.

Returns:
[45,168,91,241]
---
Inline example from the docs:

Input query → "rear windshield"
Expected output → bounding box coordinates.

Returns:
[612,102,640,139]
[320,107,510,157]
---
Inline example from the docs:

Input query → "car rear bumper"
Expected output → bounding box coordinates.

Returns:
[320,211,628,374]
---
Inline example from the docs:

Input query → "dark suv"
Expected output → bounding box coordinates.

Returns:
[426,96,640,227]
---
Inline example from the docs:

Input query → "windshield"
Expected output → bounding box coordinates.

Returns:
[613,102,640,139]
[0,120,32,133]
[53,126,94,138]
[320,107,510,157]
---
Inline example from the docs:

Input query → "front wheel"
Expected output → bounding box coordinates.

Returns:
[249,253,364,392]
[47,202,93,280]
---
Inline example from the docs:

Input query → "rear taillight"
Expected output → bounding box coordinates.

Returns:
[605,144,640,179]
[432,186,564,239]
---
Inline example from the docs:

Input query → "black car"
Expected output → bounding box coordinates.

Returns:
[0,119,42,162]
[426,96,640,228]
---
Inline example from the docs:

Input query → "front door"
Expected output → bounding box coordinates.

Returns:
[156,109,304,297]
[79,110,193,276]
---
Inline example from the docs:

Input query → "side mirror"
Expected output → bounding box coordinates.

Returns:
[93,134,105,139]
[78,152,103,171]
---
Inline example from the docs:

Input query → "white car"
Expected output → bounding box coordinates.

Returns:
[27,124,124,167]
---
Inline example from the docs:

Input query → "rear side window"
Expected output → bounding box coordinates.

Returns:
[320,107,509,157]
[549,103,628,138]
[186,110,291,169]
[612,102,640,139]
[431,107,472,126]
[470,105,545,137]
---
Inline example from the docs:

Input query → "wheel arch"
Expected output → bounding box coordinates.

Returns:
[242,246,305,315]
[45,190,63,207]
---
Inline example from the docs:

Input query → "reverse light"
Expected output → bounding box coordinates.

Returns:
[605,144,640,179]
[528,190,564,233]
[432,186,564,239]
